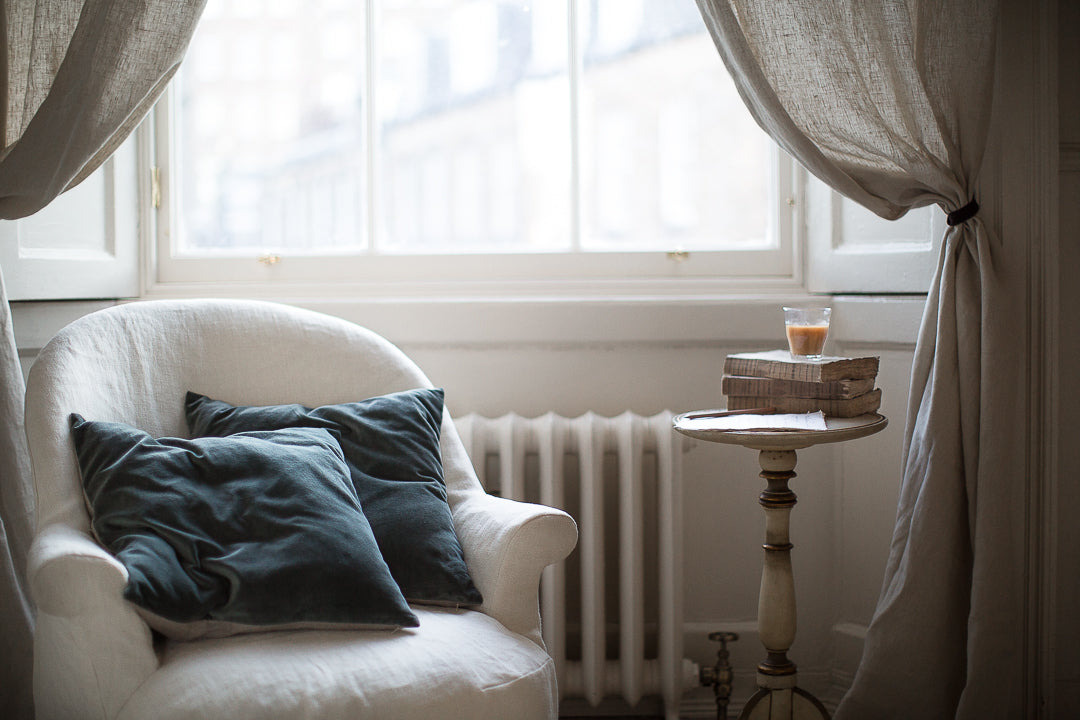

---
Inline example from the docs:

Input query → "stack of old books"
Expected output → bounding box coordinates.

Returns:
[722,350,881,417]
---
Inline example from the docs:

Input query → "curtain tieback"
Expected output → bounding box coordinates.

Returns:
[946,199,979,226]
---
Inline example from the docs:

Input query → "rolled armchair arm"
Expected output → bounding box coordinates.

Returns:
[30,523,128,615]
[452,492,577,647]
[29,524,159,720]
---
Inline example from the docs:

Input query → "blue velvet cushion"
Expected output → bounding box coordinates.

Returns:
[185,388,483,607]
[70,414,419,633]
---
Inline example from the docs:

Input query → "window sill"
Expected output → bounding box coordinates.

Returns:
[141,275,924,347]
[293,294,925,347]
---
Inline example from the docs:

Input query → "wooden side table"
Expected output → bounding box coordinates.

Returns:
[673,412,888,720]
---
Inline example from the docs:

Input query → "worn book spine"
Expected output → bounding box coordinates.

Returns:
[721,374,875,399]
[726,388,882,417]
[722,352,880,382]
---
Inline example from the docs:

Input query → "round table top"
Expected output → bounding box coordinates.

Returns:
[672,412,888,450]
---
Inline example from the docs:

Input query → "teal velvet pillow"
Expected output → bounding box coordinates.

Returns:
[185,388,483,607]
[70,414,419,636]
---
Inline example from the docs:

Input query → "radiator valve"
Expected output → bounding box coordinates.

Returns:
[700,631,738,720]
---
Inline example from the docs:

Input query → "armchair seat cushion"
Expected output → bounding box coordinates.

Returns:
[117,607,557,720]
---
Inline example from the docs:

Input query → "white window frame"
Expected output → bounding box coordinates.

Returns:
[144,0,800,301]
[133,0,948,304]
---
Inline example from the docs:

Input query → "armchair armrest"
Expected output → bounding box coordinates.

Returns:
[30,523,128,615]
[29,524,159,720]
[452,492,577,647]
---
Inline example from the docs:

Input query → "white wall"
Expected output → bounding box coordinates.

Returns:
[397,308,915,713]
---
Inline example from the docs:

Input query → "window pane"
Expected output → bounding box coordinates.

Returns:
[178,0,367,254]
[377,0,572,253]
[579,0,772,251]
[173,0,774,261]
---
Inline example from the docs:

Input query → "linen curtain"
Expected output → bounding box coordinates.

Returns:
[0,2,204,716]
[692,1,1020,718]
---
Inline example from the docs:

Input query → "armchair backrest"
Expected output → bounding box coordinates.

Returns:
[24,299,480,533]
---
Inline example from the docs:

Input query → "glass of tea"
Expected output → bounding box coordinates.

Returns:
[783,306,831,359]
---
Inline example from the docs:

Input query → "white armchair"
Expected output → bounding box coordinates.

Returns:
[25,299,577,720]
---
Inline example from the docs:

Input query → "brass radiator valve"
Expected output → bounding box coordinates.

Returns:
[700,631,739,720]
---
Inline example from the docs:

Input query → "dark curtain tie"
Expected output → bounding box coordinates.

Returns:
[947,199,979,226]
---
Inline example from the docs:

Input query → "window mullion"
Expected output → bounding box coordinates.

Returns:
[365,0,379,254]
[568,0,582,254]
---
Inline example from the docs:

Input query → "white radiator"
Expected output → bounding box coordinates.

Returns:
[454,411,699,720]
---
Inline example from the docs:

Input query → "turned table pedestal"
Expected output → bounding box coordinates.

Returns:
[674,412,888,720]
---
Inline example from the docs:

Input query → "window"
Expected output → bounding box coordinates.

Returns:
[152,0,795,290]
[1,0,943,303]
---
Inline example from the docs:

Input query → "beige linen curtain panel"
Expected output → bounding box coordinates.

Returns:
[0,2,204,715]
[692,1,1022,718]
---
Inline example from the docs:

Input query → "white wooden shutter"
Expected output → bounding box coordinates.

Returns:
[0,135,140,301]
[804,171,944,294]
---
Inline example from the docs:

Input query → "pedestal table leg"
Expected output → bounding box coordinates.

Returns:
[738,449,830,720]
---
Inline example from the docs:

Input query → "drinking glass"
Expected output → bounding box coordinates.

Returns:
[783,306,831,359]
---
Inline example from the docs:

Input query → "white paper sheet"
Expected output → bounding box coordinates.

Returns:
[678,411,828,432]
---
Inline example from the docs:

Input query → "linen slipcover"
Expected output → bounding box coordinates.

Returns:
[24,299,577,720]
